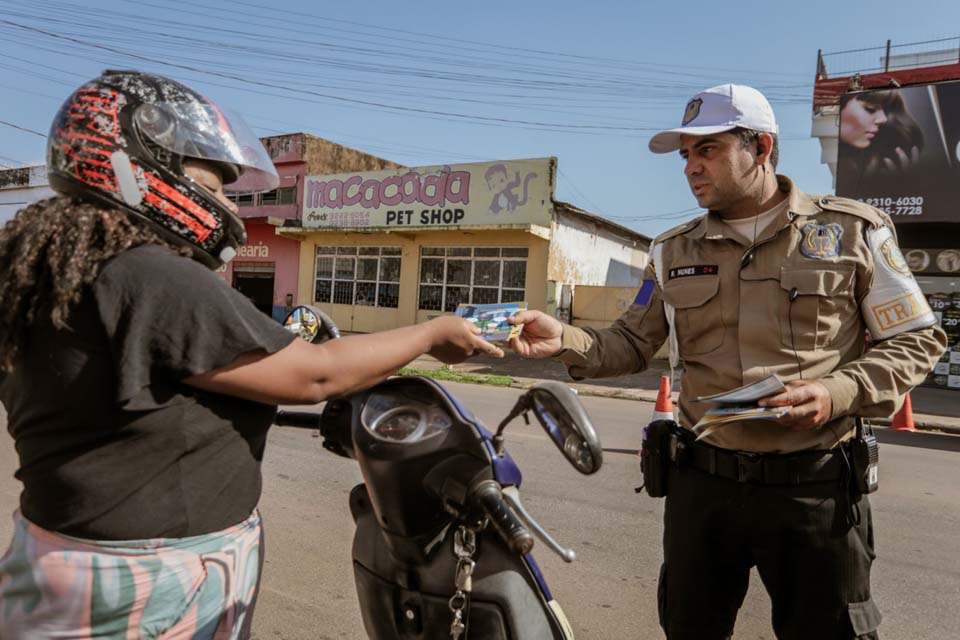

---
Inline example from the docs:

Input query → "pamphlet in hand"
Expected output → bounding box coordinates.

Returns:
[692,374,792,440]
[455,302,526,342]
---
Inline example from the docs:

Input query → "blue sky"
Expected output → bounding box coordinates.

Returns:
[1,0,957,238]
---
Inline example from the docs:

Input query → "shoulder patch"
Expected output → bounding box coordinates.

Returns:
[653,215,704,244]
[814,195,887,229]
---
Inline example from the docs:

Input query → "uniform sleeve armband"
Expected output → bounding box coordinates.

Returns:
[861,226,937,339]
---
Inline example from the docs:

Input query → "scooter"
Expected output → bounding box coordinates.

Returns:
[275,306,603,639]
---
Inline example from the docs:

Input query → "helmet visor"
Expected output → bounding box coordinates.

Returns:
[134,101,279,193]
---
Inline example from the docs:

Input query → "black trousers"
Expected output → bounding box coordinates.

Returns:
[657,463,881,640]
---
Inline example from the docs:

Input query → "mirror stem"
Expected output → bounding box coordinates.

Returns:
[493,394,531,455]
[492,434,506,456]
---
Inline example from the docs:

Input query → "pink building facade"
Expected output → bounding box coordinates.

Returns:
[215,133,399,321]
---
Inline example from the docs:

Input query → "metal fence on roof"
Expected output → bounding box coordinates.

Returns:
[818,37,960,79]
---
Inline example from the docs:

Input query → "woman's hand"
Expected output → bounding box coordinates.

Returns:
[426,316,504,364]
[874,145,921,175]
[507,310,563,359]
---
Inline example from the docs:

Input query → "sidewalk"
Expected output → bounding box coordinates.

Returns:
[407,351,960,435]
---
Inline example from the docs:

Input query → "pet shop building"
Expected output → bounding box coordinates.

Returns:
[276,156,651,333]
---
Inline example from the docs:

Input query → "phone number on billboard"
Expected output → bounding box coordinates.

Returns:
[858,196,924,216]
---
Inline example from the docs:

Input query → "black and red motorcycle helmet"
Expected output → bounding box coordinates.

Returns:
[47,70,279,268]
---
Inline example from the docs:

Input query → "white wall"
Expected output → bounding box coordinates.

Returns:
[0,165,52,224]
[548,208,649,287]
[0,186,54,224]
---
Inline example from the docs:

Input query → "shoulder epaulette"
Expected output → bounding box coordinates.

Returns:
[653,215,704,245]
[812,195,888,228]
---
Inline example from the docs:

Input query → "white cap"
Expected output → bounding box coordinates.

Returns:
[648,84,778,154]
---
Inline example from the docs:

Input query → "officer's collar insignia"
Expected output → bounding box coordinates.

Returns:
[682,98,702,126]
[799,222,843,259]
[879,237,911,275]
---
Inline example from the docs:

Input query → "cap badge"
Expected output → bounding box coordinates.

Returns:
[682,98,702,126]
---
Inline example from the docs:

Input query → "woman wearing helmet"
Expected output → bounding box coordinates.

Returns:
[0,70,502,638]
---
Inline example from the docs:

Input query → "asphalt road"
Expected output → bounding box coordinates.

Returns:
[1,385,958,639]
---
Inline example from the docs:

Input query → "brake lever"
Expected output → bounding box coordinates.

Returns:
[501,487,577,563]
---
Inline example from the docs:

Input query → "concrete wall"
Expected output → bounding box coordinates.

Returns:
[302,134,402,175]
[571,285,638,329]
[548,208,649,287]
[291,229,548,333]
[0,165,54,224]
[571,284,669,359]
[0,185,54,224]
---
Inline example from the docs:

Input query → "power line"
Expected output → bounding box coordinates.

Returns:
[0,119,45,137]
[0,152,28,165]
[0,19,671,133]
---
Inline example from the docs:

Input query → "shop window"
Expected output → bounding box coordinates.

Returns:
[473,261,500,287]
[471,288,499,304]
[378,283,400,308]
[314,245,402,309]
[501,289,525,303]
[502,261,526,288]
[258,187,296,206]
[417,247,527,310]
[314,279,332,303]
[357,258,379,281]
[444,287,470,312]
[418,285,443,311]
[420,258,445,284]
[446,260,471,286]
[355,281,377,306]
[333,280,354,305]
[379,257,401,282]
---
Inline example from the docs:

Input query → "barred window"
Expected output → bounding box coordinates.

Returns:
[315,246,402,308]
[230,193,255,207]
[259,187,296,206]
[417,247,527,311]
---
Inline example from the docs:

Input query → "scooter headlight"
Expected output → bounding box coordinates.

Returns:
[370,407,424,441]
[361,389,453,443]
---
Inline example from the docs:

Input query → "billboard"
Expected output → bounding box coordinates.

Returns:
[302,158,555,229]
[836,80,960,223]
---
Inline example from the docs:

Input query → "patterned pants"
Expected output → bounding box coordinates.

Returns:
[0,510,263,639]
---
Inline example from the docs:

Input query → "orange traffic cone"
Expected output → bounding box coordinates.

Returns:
[891,393,917,432]
[651,375,675,422]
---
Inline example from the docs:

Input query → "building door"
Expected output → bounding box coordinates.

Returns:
[233,262,276,318]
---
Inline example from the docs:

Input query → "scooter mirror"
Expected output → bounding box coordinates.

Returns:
[527,381,602,475]
[282,305,341,344]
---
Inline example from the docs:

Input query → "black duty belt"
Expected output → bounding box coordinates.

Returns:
[684,439,846,485]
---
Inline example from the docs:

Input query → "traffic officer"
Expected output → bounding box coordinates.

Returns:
[508,84,947,639]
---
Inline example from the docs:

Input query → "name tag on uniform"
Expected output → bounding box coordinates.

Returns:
[668,265,718,279]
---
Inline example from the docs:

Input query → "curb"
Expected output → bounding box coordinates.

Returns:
[433,369,960,437]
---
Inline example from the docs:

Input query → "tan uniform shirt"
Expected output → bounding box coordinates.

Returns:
[557,176,947,453]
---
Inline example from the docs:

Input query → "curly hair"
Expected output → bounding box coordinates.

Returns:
[0,197,184,371]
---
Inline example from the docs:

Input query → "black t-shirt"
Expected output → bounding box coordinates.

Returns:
[0,245,295,539]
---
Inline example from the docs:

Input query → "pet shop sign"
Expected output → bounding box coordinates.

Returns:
[301,158,555,229]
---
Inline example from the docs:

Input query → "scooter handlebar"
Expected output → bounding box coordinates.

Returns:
[274,410,321,429]
[471,480,535,556]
